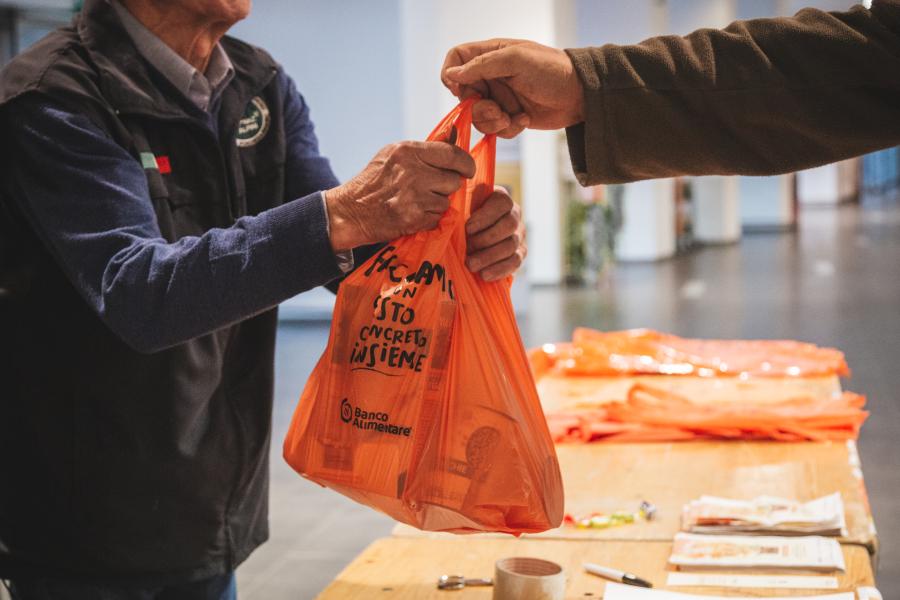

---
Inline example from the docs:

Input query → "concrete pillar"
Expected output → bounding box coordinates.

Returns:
[692,176,742,243]
[521,130,565,284]
[740,175,795,230]
[575,0,676,262]
[691,177,741,244]
[616,179,677,262]
[797,158,860,205]
[668,0,743,245]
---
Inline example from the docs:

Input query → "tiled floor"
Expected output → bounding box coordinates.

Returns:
[238,199,900,599]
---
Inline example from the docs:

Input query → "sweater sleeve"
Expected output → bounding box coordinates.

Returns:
[279,69,386,290]
[565,0,900,185]
[5,98,344,353]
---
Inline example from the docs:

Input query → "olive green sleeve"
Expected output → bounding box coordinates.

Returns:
[565,0,900,185]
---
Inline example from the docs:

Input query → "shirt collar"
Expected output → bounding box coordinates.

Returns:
[111,1,235,112]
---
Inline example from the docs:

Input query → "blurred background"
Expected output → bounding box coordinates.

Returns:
[1,0,898,598]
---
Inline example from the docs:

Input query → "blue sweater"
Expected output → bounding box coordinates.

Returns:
[5,70,344,352]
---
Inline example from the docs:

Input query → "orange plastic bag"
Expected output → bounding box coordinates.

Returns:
[283,99,564,534]
[530,328,850,379]
[546,385,868,443]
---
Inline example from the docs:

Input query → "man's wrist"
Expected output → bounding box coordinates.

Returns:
[564,48,595,125]
[561,49,586,126]
[568,75,585,126]
[323,186,358,252]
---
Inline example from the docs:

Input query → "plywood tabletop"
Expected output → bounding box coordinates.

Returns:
[393,440,876,554]
[317,537,874,599]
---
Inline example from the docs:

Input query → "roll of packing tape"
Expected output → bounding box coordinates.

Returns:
[493,557,565,600]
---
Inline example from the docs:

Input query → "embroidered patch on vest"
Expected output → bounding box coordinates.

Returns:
[236,96,271,148]
[156,155,172,174]
[139,153,171,174]
[139,152,158,169]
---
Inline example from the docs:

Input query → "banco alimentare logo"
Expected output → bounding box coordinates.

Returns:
[340,398,353,423]
[337,397,412,437]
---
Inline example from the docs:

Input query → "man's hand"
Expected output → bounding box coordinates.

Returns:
[465,187,526,281]
[442,39,584,138]
[325,141,476,250]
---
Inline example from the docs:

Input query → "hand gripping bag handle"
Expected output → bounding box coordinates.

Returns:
[425,98,499,266]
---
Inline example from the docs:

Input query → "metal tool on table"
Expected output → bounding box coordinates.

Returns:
[438,556,566,600]
[437,574,493,590]
[494,557,565,600]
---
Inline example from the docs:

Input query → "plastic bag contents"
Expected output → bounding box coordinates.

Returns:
[546,384,868,444]
[283,99,563,534]
[530,328,850,379]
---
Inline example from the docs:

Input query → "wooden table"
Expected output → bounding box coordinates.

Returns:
[394,374,876,556]
[317,537,874,599]
[327,375,879,596]
[393,440,877,557]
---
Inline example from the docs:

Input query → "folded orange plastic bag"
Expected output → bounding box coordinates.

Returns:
[283,99,564,534]
[530,328,850,379]
[546,384,868,443]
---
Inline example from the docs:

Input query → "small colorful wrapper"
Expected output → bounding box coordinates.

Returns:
[563,501,657,529]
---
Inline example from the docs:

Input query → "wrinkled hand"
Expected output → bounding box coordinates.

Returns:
[466,187,526,281]
[325,141,476,250]
[442,39,584,138]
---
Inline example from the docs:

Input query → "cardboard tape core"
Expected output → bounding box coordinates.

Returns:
[494,557,565,600]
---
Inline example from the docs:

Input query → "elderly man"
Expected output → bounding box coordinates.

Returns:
[0,0,525,598]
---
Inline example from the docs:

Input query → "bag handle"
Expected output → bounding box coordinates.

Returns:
[467,134,496,216]
[426,98,497,220]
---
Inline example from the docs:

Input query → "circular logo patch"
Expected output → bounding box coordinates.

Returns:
[235,96,270,148]
[340,398,353,423]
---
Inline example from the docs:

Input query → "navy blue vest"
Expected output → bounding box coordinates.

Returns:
[0,0,288,581]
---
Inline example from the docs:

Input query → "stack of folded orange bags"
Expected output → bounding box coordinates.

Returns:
[530,328,851,379]
[531,329,868,443]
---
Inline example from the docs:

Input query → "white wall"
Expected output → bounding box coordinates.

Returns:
[668,0,736,35]
[783,0,860,12]
[576,0,666,47]
[739,0,858,20]
[231,0,405,181]
[400,0,575,285]
[400,0,574,138]
[231,1,406,317]
[736,0,787,19]
[5,0,73,9]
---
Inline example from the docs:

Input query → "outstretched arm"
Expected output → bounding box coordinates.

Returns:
[443,1,900,185]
